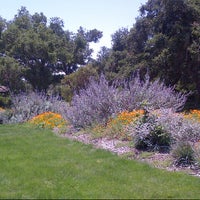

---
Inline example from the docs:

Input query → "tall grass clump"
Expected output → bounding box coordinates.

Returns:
[5,91,68,124]
[66,73,188,128]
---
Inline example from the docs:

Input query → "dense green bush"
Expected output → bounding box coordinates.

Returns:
[61,65,98,102]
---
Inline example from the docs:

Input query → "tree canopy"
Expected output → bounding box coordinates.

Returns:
[0,7,102,91]
[95,0,200,107]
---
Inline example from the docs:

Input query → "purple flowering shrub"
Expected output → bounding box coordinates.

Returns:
[66,75,123,127]
[65,73,188,128]
[124,73,188,111]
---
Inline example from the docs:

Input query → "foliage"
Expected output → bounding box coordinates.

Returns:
[172,141,195,166]
[95,0,200,108]
[1,124,200,199]
[60,65,98,102]
[7,91,68,123]
[0,95,11,108]
[130,109,200,152]
[29,112,67,129]
[0,7,102,91]
[132,111,171,152]
[0,56,27,92]
[66,73,188,128]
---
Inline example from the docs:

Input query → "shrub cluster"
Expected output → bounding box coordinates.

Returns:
[65,74,187,128]
[123,73,188,112]
[127,108,200,165]
[2,91,68,124]
[2,72,199,168]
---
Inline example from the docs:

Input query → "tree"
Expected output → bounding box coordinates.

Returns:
[1,7,102,91]
[0,56,26,92]
[97,0,200,107]
[60,64,98,102]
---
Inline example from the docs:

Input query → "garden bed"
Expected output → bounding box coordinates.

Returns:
[60,129,200,178]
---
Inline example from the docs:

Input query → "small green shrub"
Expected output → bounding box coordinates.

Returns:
[0,96,11,108]
[172,141,195,166]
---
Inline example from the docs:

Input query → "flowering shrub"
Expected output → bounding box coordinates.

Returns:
[91,110,144,140]
[65,73,188,128]
[124,73,189,111]
[66,75,123,127]
[29,112,68,129]
[8,91,68,123]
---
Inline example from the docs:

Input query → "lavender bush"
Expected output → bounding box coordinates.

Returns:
[66,75,124,127]
[6,91,68,123]
[123,73,188,111]
[65,73,188,128]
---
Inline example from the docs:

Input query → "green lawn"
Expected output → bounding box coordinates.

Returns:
[0,124,200,199]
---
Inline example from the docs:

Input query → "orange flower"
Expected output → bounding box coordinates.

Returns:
[0,107,5,112]
[114,110,144,125]
[183,109,200,122]
[29,112,68,129]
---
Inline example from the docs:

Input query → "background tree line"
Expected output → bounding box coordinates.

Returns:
[0,0,200,109]
[94,0,200,108]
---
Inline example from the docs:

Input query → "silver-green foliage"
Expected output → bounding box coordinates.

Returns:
[5,91,68,123]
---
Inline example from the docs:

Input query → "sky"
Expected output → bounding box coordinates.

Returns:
[0,0,147,58]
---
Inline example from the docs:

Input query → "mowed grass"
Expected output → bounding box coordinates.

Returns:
[0,125,200,199]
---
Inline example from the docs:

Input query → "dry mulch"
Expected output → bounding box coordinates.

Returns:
[56,128,200,178]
